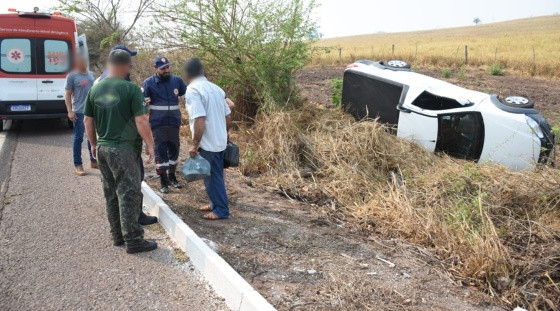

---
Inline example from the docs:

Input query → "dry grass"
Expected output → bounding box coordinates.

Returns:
[239,103,560,310]
[313,15,560,77]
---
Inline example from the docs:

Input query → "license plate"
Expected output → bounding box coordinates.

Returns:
[10,104,31,112]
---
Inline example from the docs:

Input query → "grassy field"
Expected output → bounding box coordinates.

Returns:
[313,15,560,77]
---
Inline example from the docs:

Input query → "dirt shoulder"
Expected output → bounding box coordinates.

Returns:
[146,151,500,311]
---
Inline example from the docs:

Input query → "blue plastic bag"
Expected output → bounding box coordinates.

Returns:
[181,155,211,182]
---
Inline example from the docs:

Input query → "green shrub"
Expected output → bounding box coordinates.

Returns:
[442,68,452,78]
[488,64,505,76]
[457,66,466,80]
[152,0,319,116]
[331,78,343,107]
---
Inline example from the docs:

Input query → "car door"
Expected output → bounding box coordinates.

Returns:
[36,38,71,103]
[77,34,89,68]
[396,108,439,152]
[0,37,38,109]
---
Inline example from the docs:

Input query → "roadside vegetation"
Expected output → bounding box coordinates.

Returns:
[313,15,560,77]
[150,0,318,119]
[238,103,560,310]
[55,2,559,309]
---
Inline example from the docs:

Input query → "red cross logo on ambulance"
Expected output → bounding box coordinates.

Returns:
[8,48,25,64]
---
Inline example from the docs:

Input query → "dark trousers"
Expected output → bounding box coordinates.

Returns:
[153,126,180,174]
[97,146,144,244]
[199,149,229,219]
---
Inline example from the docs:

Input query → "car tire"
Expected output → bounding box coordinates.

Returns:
[501,96,534,109]
[384,60,412,69]
[0,120,4,132]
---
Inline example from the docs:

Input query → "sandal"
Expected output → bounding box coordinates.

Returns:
[203,212,220,220]
[199,204,212,212]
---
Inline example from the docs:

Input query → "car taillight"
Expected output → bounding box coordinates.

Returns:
[346,64,358,69]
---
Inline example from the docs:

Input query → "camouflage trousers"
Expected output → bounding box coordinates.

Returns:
[97,146,144,244]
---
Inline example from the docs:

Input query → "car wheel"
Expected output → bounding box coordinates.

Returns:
[501,96,534,109]
[385,60,411,69]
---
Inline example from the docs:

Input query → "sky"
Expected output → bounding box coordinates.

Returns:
[1,0,559,38]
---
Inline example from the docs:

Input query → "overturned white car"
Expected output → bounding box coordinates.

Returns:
[342,60,555,170]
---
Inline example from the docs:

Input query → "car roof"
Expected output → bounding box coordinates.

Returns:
[346,61,489,105]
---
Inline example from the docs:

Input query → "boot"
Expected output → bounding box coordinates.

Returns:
[159,172,170,194]
[126,239,158,254]
[168,164,183,189]
[139,211,158,226]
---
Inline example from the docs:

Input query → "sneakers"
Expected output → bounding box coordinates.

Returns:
[75,165,87,176]
[139,211,158,226]
[90,161,99,169]
[169,176,183,189]
[126,239,158,254]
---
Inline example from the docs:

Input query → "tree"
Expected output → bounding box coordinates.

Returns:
[57,0,155,69]
[150,0,318,117]
[473,17,482,25]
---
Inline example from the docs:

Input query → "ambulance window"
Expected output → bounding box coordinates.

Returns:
[43,40,70,73]
[0,39,32,73]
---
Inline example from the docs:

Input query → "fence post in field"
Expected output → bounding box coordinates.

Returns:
[392,44,395,57]
[494,48,498,62]
[338,47,342,63]
[464,45,468,64]
[533,46,536,68]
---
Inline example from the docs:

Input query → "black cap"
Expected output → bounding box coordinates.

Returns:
[184,58,204,77]
[108,49,132,65]
[112,45,137,56]
[154,56,171,69]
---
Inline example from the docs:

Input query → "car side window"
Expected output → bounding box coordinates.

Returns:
[0,38,32,73]
[412,91,465,110]
[435,112,484,161]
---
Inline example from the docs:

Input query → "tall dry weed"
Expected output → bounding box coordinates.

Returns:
[240,103,560,310]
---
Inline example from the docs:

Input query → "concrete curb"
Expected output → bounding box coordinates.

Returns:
[141,182,276,311]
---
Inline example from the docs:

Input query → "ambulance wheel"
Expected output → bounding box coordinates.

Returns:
[385,60,411,69]
[501,96,534,109]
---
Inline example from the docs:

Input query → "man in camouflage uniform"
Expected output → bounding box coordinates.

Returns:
[84,50,157,253]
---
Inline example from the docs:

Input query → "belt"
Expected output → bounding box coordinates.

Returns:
[149,105,180,111]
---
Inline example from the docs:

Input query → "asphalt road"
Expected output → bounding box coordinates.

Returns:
[0,120,227,311]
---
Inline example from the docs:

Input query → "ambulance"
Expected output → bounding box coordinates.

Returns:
[0,7,88,131]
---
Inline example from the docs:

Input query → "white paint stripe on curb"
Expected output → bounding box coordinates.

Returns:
[0,120,13,155]
[141,182,276,311]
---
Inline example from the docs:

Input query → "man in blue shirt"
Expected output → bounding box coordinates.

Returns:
[65,54,96,176]
[142,56,187,194]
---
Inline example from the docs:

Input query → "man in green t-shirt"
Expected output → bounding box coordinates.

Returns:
[84,50,157,254]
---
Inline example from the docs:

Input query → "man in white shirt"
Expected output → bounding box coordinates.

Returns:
[184,58,231,220]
